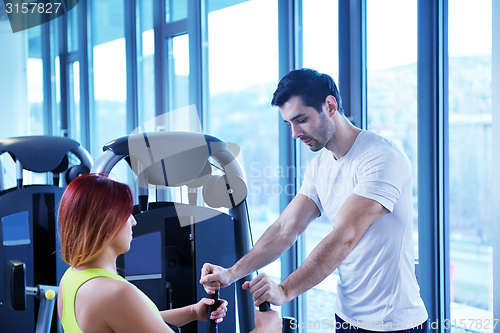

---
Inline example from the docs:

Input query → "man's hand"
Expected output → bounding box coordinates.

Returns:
[242,273,289,307]
[199,263,233,294]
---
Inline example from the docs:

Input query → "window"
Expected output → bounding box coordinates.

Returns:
[137,0,155,127]
[0,19,28,141]
[67,1,79,53]
[300,0,339,329]
[166,0,187,23]
[206,0,280,296]
[168,34,190,118]
[90,0,128,183]
[366,0,418,256]
[68,61,81,143]
[27,26,45,136]
[448,0,493,330]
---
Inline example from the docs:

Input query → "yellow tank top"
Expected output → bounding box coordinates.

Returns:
[61,267,161,332]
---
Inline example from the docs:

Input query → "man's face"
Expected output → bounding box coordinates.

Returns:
[279,96,335,152]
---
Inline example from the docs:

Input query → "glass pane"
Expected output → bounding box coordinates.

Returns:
[206,0,280,302]
[150,34,193,204]
[67,0,79,53]
[302,0,339,80]
[68,61,81,143]
[169,34,190,115]
[448,1,493,331]
[54,57,61,134]
[27,26,45,135]
[366,0,418,257]
[138,0,155,126]
[51,17,62,136]
[166,0,187,23]
[91,0,128,184]
[301,0,339,330]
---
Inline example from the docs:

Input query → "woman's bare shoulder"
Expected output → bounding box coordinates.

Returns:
[77,278,171,333]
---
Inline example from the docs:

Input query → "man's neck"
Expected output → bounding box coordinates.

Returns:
[327,116,362,160]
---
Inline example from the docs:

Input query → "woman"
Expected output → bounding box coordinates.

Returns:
[57,173,281,333]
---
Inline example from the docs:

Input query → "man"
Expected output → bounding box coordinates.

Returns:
[200,68,428,332]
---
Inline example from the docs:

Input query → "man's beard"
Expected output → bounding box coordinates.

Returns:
[307,113,334,152]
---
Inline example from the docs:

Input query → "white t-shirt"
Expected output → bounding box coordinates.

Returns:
[298,130,427,331]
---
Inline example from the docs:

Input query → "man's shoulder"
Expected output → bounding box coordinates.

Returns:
[357,131,408,160]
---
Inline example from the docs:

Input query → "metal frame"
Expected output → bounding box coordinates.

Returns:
[188,0,207,129]
[492,1,500,332]
[338,0,367,128]
[48,18,61,137]
[125,0,139,134]
[417,1,450,332]
[41,23,53,135]
[277,0,300,321]
[78,0,90,150]
[154,0,167,118]
[58,11,69,138]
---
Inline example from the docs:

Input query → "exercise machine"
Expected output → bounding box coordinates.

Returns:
[4,259,59,333]
[91,131,255,333]
[0,136,92,333]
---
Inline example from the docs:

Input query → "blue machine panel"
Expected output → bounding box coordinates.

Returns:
[125,231,161,276]
[2,211,30,246]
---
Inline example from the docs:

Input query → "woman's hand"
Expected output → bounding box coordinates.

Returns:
[192,297,228,323]
[251,310,282,333]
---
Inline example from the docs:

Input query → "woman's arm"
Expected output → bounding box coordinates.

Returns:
[160,298,228,327]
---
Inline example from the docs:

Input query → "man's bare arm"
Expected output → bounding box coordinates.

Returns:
[229,194,320,281]
[200,194,320,288]
[249,194,389,305]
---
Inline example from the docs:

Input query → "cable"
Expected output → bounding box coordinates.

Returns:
[244,199,255,248]
[210,160,256,270]
[210,161,255,246]
[210,161,224,173]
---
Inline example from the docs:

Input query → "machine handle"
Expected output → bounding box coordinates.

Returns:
[206,290,219,333]
[259,302,297,332]
[259,301,271,312]
[282,317,296,333]
[4,260,26,311]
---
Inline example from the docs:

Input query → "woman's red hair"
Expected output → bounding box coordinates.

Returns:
[58,173,134,267]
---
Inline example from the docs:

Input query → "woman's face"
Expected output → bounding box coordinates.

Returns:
[111,214,137,254]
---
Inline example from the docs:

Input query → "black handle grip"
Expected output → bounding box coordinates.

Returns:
[206,290,219,333]
[259,301,271,312]
[282,317,297,332]
[4,260,26,311]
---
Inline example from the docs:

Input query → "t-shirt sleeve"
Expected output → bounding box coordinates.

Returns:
[298,156,324,213]
[353,146,410,213]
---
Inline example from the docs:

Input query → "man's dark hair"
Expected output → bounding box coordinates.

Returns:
[271,68,344,114]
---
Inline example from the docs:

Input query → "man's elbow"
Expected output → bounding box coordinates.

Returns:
[338,228,360,258]
[278,226,301,250]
